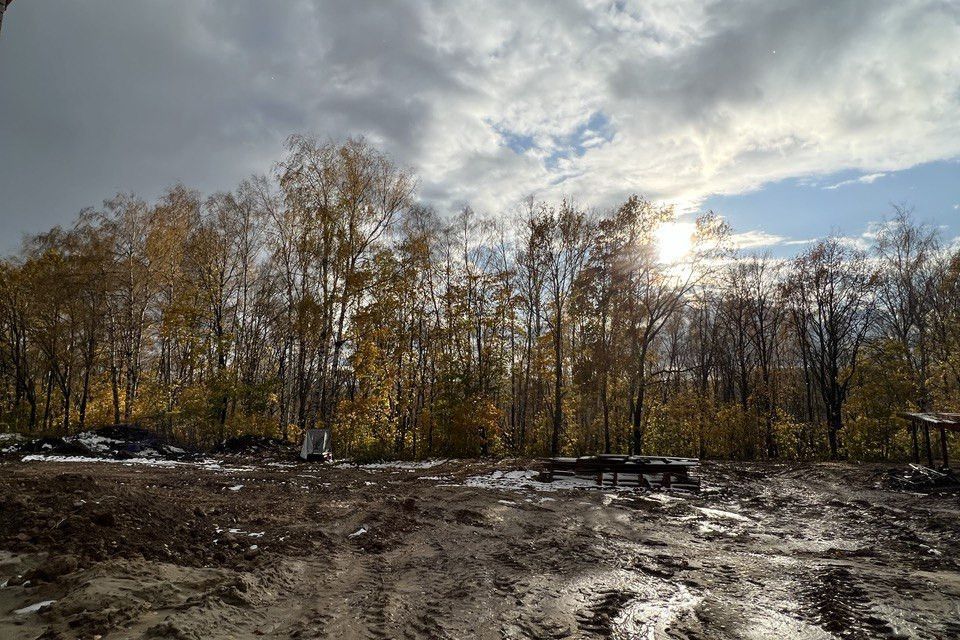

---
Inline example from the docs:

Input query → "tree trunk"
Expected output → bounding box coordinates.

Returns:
[551,314,563,456]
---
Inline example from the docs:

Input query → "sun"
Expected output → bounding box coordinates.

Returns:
[654,221,695,263]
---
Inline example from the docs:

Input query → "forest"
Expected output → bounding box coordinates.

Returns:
[0,135,956,462]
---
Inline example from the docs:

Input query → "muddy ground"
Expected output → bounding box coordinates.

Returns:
[0,456,957,639]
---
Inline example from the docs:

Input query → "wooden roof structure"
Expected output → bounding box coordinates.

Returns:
[901,412,960,430]
[901,412,958,469]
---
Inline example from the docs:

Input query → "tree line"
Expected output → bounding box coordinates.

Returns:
[1,135,957,461]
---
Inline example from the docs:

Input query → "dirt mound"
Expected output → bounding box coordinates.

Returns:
[211,434,296,456]
[4,425,196,461]
[0,469,277,572]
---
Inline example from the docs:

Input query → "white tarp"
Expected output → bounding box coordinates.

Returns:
[300,428,331,461]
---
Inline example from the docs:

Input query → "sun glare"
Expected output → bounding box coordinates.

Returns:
[655,221,695,263]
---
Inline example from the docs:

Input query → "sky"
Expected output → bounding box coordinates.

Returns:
[0,0,958,254]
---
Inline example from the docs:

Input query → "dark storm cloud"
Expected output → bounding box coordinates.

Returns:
[0,0,468,248]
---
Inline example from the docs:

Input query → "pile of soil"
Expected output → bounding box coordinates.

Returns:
[4,426,196,461]
[212,435,297,457]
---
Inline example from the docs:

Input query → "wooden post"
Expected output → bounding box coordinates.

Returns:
[924,424,934,468]
[911,420,920,463]
[612,470,618,487]
[940,426,950,469]
[596,470,603,486]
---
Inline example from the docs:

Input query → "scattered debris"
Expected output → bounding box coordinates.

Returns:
[883,464,960,492]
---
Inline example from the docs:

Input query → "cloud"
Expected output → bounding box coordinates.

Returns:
[1,0,959,245]
[731,230,786,249]
[823,173,888,190]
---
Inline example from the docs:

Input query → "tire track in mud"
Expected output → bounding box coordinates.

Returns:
[6,460,960,639]
[798,564,902,639]
[351,555,391,639]
[575,588,636,637]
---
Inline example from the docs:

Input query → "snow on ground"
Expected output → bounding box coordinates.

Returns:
[63,431,185,457]
[616,584,702,640]
[14,600,56,615]
[21,454,179,467]
[0,433,25,454]
[20,454,253,473]
[357,459,449,470]
[696,506,753,522]
[64,433,125,454]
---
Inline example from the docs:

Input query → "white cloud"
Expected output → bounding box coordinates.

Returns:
[731,230,786,249]
[823,173,888,190]
[1,0,959,240]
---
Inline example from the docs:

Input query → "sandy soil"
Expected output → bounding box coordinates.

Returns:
[0,456,958,639]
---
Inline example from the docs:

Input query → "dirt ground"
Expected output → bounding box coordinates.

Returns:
[0,456,958,640]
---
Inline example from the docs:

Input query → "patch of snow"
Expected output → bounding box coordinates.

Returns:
[22,454,178,467]
[14,600,56,615]
[228,484,244,491]
[696,507,752,523]
[642,492,685,505]
[0,433,24,453]
[359,459,448,470]
[66,432,126,454]
[348,526,368,538]
[697,521,730,534]
[615,585,701,640]
[21,454,253,473]
[214,525,264,538]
